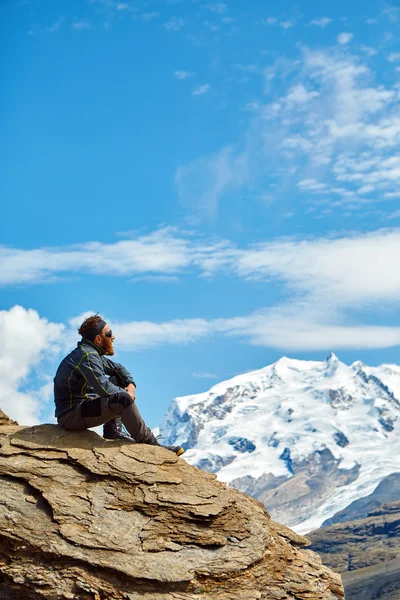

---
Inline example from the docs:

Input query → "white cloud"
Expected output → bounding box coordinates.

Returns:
[71,21,92,31]
[252,317,400,351]
[8,224,400,320]
[8,226,400,315]
[94,307,400,355]
[192,372,219,379]
[202,3,227,14]
[360,45,377,56]
[333,154,400,194]
[265,17,277,25]
[97,241,400,349]
[280,19,295,29]
[387,53,400,62]
[298,178,326,192]
[337,32,353,45]
[175,146,249,214]
[284,84,319,108]
[115,318,213,349]
[174,44,400,215]
[310,18,331,27]
[163,17,184,31]
[235,63,258,73]
[203,20,219,31]
[0,228,193,286]
[382,6,400,22]
[229,230,400,307]
[174,70,194,80]
[48,17,64,33]
[192,84,211,95]
[0,307,64,425]
[141,12,160,20]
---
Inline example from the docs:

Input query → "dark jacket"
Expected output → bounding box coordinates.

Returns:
[54,339,135,418]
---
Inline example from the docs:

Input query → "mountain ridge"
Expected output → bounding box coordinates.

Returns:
[160,354,400,533]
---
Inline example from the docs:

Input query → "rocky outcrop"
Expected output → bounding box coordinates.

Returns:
[0,409,17,427]
[308,500,400,573]
[0,417,344,600]
[308,501,400,600]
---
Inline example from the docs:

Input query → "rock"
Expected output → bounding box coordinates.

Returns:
[0,416,344,600]
[0,409,17,427]
[308,500,400,573]
[308,501,400,600]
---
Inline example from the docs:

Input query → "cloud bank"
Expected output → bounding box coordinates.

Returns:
[0,306,64,425]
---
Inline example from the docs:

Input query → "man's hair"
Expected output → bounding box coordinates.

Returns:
[78,314,104,337]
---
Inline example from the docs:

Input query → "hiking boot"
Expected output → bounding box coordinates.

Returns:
[161,444,185,457]
[103,418,135,442]
[146,435,184,456]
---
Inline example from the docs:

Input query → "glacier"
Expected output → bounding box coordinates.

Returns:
[159,353,400,533]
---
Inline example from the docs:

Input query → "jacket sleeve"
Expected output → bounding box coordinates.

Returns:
[78,351,125,397]
[101,357,136,388]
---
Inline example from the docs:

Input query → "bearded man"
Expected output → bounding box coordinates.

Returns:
[54,314,184,456]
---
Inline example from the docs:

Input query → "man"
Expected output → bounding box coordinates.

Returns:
[54,314,184,456]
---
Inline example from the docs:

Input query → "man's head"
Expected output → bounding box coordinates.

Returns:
[78,314,115,356]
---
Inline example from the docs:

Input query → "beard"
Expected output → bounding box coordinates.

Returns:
[105,339,115,356]
[98,337,115,356]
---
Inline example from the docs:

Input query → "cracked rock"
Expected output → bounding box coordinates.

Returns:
[0,419,344,600]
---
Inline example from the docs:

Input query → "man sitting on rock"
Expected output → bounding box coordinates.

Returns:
[54,314,184,456]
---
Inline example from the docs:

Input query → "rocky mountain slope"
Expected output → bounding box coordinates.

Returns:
[322,472,400,527]
[308,500,400,572]
[341,559,400,600]
[160,354,400,533]
[0,413,344,600]
[308,500,400,600]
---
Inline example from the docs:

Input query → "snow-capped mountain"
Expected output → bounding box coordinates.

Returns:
[160,354,400,534]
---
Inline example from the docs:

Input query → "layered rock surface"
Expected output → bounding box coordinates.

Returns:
[0,417,344,600]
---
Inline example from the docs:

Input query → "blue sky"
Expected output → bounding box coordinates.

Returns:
[2,0,400,429]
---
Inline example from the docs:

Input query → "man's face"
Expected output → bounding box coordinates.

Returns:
[95,324,115,356]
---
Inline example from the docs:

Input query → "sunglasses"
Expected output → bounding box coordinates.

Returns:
[104,330,113,338]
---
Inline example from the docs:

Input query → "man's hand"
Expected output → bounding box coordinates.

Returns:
[125,383,136,402]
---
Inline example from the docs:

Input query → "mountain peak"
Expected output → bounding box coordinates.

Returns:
[274,356,290,366]
[161,355,400,535]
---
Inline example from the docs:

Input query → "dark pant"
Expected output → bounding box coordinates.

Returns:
[57,378,155,444]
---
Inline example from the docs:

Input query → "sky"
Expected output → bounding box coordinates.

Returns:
[1,0,400,430]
